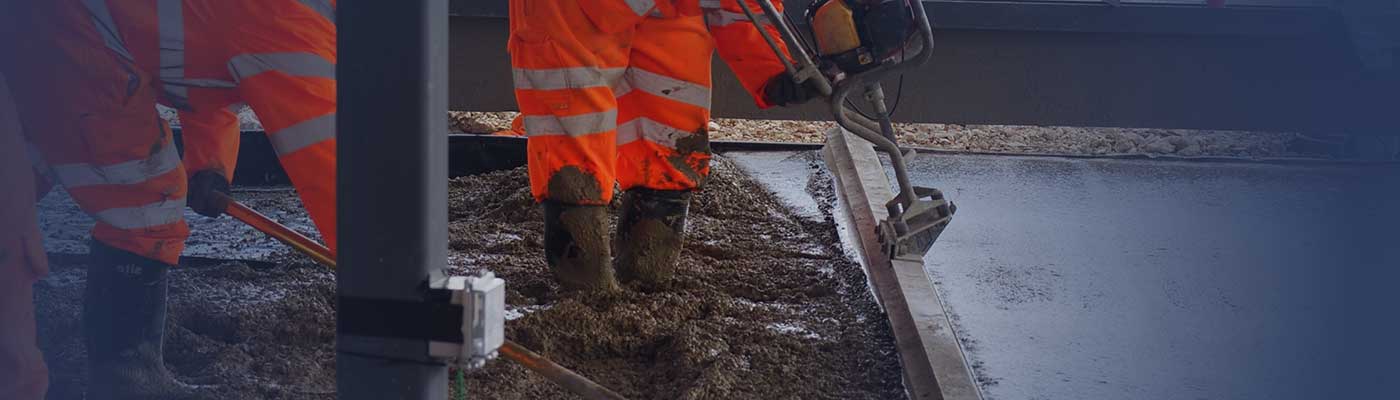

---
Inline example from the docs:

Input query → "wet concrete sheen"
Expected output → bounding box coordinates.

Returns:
[735,150,1400,400]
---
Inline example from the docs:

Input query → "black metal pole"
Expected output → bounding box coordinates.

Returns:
[337,0,450,399]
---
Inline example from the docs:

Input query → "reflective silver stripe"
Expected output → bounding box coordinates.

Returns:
[625,0,656,16]
[512,67,626,91]
[297,0,336,23]
[157,0,187,105]
[705,9,765,28]
[49,141,181,189]
[94,200,186,230]
[699,0,722,7]
[81,0,135,61]
[615,117,695,149]
[269,113,336,155]
[623,68,711,109]
[229,52,336,81]
[612,78,633,98]
[523,109,619,138]
[162,78,236,89]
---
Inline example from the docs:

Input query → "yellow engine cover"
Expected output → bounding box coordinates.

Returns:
[812,0,861,57]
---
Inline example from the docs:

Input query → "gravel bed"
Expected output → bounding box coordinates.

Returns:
[159,107,1375,160]
[447,111,1335,159]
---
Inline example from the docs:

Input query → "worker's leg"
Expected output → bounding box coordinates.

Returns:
[614,15,716,288]
[2,2,217,399]
[0,71,50,400]
[510,0,634,291]
[210,0,338,251]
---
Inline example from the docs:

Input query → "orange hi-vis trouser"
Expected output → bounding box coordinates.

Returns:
[0,71,50,400]
[510,0,790,205]
[115,0,339,251]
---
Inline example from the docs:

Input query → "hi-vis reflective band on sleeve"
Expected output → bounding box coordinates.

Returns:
[156,0,236,109]
[615,68,711,109]
[94,199,186,230]
[523,109,620,138]
[512,67,627,91]
[625,0,658,16]
[229,52,336,81]
[269,113,336,156]
[616,117,697,149]
[49,142,181,189]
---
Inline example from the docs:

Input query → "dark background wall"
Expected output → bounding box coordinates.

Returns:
[447,2,1397,134]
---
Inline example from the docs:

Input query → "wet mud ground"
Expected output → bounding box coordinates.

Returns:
[34,155,905,399]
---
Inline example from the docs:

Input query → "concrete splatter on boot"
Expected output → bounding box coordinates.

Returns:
[615,188,692,289]
[85,242,219,400]
[543,201,621,292]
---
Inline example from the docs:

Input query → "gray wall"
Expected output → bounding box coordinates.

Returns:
[448,4,1397,134]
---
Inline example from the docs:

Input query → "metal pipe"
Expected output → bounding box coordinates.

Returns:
[500,341,628,400]
[831,78,919,208]
[218,193,336,268]
[337,0,450,398]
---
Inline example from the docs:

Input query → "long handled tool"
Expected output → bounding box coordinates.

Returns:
[213,192,627,400]
[223,197,336,268]
[740,0,954,258]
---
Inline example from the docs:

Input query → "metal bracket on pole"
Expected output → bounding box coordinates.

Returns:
[337,272,506,369]
[429,273,506,369]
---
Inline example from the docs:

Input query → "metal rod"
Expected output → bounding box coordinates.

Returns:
[500,341,628,400]
[218,193,337,268]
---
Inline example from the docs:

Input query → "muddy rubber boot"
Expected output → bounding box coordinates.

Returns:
[615,188,692,289]
[543,201,621,292]
[85,242,216,400]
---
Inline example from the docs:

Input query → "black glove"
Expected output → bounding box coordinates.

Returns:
[762,72,819,107]
[187,170,231,218]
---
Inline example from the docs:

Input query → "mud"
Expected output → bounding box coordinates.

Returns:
[546,166,606,204]
[35,258,337,400]
[614,190,690,288]
[450,157,902,399]
[663,129,712,186]
[615,218,681,287]
[547,203,619,292]
[34,155,901,399]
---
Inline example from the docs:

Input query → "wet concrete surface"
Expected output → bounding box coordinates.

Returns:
[730,151,1400,400]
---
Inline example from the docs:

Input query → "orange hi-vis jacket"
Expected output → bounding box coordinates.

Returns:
[510,0,791,205]
[5,0,336,265]
[130,0,338,252]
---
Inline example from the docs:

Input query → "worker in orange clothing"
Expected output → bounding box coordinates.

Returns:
[1,0,334,398]
[142,0,339,252]
[510,0,817,291]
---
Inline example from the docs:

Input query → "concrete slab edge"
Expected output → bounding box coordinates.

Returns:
[822,128,982,400]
